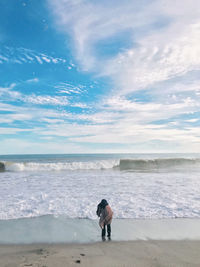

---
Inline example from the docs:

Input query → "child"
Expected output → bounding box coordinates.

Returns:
[96,199,113,240]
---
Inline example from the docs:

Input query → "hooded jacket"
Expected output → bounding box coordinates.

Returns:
[96,199,113,228]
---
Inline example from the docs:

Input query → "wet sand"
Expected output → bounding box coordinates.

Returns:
[1,217,200,244]
[1,218,200,266]
[1,240,200,267]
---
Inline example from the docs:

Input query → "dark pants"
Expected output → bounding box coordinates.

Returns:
[102,224,111,237]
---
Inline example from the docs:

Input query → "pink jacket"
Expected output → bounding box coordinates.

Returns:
[99,205,113,228]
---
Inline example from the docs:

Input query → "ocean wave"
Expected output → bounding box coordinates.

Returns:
[119,158,200,171]
[1,157,200,172]
[0,162,5,172]
[2,160,119,172]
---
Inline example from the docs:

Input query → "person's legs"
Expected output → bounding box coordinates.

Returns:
[107,224,111,237]
[102,224,106,237]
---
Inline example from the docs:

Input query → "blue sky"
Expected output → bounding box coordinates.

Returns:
[1,0,200,154]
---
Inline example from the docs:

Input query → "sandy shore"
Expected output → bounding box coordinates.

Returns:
[1,240,200,267]
[1,218,200,266]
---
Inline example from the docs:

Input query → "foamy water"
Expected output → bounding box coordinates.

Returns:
[0,153,200,220]
[4,159,118,171]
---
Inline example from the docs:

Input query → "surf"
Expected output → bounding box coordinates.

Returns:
[2,157,200,172]
[1,160,119,172]
[119,158,200,171]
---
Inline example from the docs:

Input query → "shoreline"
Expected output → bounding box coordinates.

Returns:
[1,218,200,265]
[1,216,200,244]
[1,240,200,266]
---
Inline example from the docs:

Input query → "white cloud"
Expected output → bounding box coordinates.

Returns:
[186,119,199,123]
[0,46,67,65]
[2,1,200,153]
[55,82,87,95]
[23,95,69,106]
[2,80,200,152]
[35,117,200,153]
[48,0,200,96]
[1,96,200,153]
[0,81,89,109]
[0,127,32,135]
[71,103,88,108]
[42,118,65,124]
[103,96,200,125]
[41,56,51,63]
[43,0,200,153]
[0,83,16,93]
[0,55,9,62]
[26,78,39,83]
[35,55,43,64]
[105,22,200,94]
[0,138,88,154]
[0,83,71,106]
[0,105,70,134]
[48,0,159,70]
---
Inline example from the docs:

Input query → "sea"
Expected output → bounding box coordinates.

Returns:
[1,153,200,221]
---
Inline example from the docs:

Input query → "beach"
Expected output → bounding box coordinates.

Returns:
[2,0,200,264]
[1,240,200,267]
[1,154,200,266]
[0,217,200,266]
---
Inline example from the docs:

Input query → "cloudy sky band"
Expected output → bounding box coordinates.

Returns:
[0,0,200,153]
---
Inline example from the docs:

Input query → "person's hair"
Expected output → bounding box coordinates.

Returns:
[101,199,108,208]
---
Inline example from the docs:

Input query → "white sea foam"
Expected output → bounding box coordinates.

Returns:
[4,160,119,172]
[0,154,200,220]
[0,167,200,220]
[2,157,200,173]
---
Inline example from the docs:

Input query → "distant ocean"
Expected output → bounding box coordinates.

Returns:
[1,153,200,220]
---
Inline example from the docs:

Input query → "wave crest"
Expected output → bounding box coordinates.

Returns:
[0,162,5,172]
[4,160,119,172]
[119,158,200,171]
[2,157,200,172]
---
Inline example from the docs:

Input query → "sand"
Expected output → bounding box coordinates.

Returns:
[1,240,200,267]
[1,218,200,266]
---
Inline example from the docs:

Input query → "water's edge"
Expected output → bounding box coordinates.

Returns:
[1,215,200,244]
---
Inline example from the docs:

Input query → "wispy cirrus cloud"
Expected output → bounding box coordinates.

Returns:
[1,80,199,143]
[1,94,200,153]
[0,46,67,65]
[0,127,33,134]
[35,117,200,153]
[23,95,69,106]
[105,22,200,94]
[48,0,160,71]
[26,78,39,83]
[55,82,87,95]
[1,1,200,153]
[48,0,200,96]
[44,0,200,153]
[0,82,90,107]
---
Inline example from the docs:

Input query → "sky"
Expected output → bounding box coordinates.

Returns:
[0,0,200,154]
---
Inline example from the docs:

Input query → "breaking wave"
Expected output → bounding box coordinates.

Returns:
[1,158,200,172]
[119,158,200,171]
[2,160,119,172]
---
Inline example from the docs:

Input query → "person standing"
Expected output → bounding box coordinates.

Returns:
[96,199,113,240]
